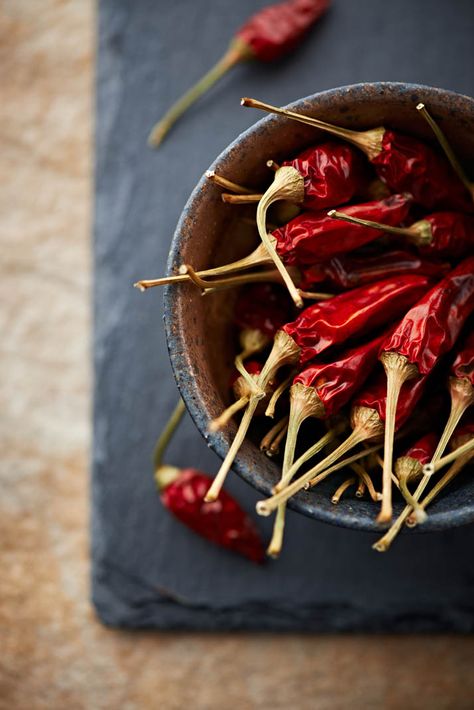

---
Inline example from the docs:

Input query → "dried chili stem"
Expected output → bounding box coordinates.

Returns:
[256,166,305,308]
[350,461,382,502]
[205,170,256,195]
[331,476,357,504]
[431,377,474,462]
[416,103,474,200]
[378,352,419,524]
[274,424,343,491]
[153,399,186,470]
[422,436,474,477]
[327,209,433,246]
[260,415,289,454]
[267,426,288,456]
[208,396,249,433]
[241,97,386,160]
[306,442,382,489]
[355,476,366,498]
[414,452,473,517]
[265,370,295,418]
[222,193,263,204]
[298,290,334,301]
[395,458,426,521]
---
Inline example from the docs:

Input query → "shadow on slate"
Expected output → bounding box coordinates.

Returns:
[92,0,474,630]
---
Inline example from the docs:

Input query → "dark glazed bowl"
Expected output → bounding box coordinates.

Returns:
[164,82,474,533]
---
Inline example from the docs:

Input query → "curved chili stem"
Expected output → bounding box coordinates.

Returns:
[423,436,474,476]
[331,476,357,504]
[153,398,186,470]
[430,377,474,463]
[267,420,289,457]
[265,370,295,418]
[350,461,382,502]
[416,103,474,200]
[208,395,249,433]
[260,415,289,455]
[222,193,263,204]
[205,170,256,195]
[327,209,432,245]
[412,452,474,519]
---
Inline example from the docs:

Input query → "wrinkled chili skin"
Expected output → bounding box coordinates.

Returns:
[417,212,474,259]
[371,130,472,212]
[234,283,292,337]
[274,194,411,265]
[282,141,363,212]
[451,330,474,386]
[353,370,427,429]
[161,469,264,563]
[236,0,330,62]
[403,432,438,465]
[283,274,431,365]
[294,331,387,417]
[381,257,474,375]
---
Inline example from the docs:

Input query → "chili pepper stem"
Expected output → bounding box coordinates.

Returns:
[267,421,289,457]
[202,268,298,294]
[208,395,249,433]
[260,415,289,454]
[222,193,263,204]
[153,399,187,490]
[412,449,474,520]
[298,290,334,301]
[134,243,273,291]
[331,476,357,504]
[355,477,366,498]
[416,103,474,201]
[205,170,256,195]
[267,505,286,558]
[327,210,432,247]
[241,97,386,160]
[256,167,305,308]
[398,472,427,523]
[257,329,301,395]
[350,461,382,502]
[378,352,419,524]
[275,426,341,490]
[265,370,295,418]
[148,43,248,148]
[422,436,474,477]
[431,377,474,462]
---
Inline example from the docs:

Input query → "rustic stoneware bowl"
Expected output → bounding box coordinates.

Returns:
[164,82,474,532]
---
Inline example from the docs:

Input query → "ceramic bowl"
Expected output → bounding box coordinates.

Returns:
[164,82,474,532]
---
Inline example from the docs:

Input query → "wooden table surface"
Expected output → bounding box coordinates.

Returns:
[1,2,474,708]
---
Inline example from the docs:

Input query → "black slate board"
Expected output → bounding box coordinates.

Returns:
[92,0,474,630]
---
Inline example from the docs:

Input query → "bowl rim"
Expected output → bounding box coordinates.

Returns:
[163,81,474,533]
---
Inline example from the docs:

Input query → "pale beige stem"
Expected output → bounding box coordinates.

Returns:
[327,210,432,246]
[297,290,334,300]
[256,330,301,397]
[267,420,289,457]
[208,396,249,433]
[332,476,357,504]
[256,167,305,308]
[260,415,289,454]
[350,461,382,502]
[431,377,474,462]
[205,396,260,502]
[234,356,264,397]
[378,352,419,524]
[355,476,367,498]
[423,436,474,476]
[267,505,286,558]
[202,267,300,294]
[274,427,340,490]
[205,170,256,195]
[265,370,295,418]
[222,193,263,204]
[416,453,473,514]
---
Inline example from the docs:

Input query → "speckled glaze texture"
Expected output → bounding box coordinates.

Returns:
[164,82,474,533]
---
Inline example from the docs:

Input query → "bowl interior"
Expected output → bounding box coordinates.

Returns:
[164,82,474,532]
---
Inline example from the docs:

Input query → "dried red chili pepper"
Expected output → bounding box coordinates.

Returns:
[378,256,474,523]
[256,370,427,516]
[394,432,438,514]
[242,98,473,212]
[148,0,330,146]
[299,250,450,291]
[205,274,430,503]
[328,209,474,260]
[154,399,264,563]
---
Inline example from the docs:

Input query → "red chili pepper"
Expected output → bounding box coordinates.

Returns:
[328,209,474,260]
[154,400,264,563]
[299,250,450,291]
[378,256,474,523]
[273,193,412,265]
[452,329,474,386]
[242,98,473,212]
[234,283,293,337]
[401,432,439,467]
[353,369,427,431]
[149,0,330,147]
[394,431,438,510]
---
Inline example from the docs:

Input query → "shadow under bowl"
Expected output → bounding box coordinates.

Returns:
[164,82,474,533]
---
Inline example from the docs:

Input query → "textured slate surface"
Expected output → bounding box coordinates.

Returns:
[93,0,474,629]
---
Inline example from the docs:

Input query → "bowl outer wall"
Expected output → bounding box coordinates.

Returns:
[163,82,474,533]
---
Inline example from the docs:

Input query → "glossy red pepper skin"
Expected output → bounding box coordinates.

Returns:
[161,469,265,563]
[451,330,474,386]
[381,257,474,375]
[236,0,330,62]
[402,432,438,465]
[274,194,411,265]
[299,250,450,291]
[281,141,363,212]
[354,370,427,429]
[234,283,293,337]
[417,212,474,259]
[283,274,431,365]
[371,130,472,212]
[293,331,387,417]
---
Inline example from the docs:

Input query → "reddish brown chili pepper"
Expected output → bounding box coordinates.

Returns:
[154,399,264,562]
[272,193,412,265]
[204,274,430,503]
[299,250,450,291]
[378,256,474,523]
[256,370,427,516]
[328,209,474,259]
[148,0,330,146]
[242,98,473,212]
[394,432,438,513]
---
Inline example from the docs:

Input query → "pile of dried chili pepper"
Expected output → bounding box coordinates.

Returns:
[139,95,474,558]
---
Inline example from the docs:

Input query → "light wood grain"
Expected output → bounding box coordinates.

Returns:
[1,2,474,709]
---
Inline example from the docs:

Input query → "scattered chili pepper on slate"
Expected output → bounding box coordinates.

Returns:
[205,275,430,504]
[154,399,264,563]
[148,0,330,147]
[394,432,438,514]
[241,97,473,211]
[377,256,474,524]
[328,209,474,259]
